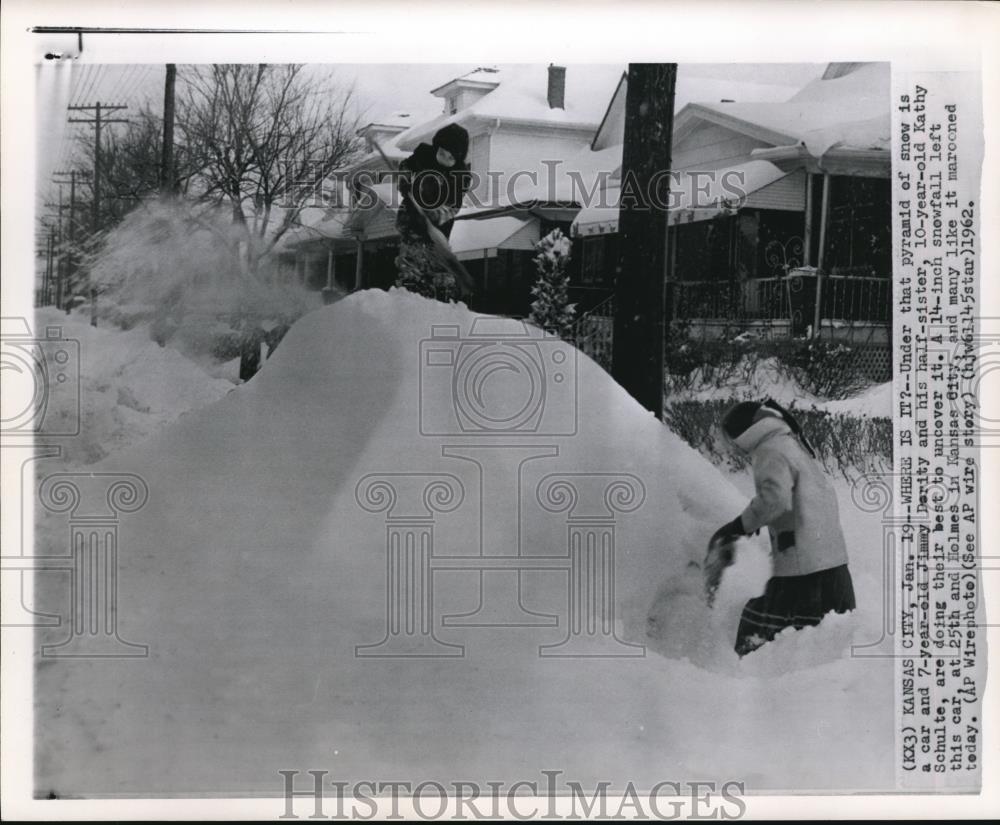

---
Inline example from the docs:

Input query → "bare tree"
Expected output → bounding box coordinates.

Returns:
[177,64,362,276]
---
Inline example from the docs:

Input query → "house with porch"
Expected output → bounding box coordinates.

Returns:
[280,62,891,380]
[568,62,892,360]
[281,65,625,314]
[282,63,801,316]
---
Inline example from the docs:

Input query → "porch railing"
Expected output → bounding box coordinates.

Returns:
[672,272,891,333]
[564,292,615,371]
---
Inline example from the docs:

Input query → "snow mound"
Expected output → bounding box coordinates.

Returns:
[34,290,893,795]
[33,308,236,466]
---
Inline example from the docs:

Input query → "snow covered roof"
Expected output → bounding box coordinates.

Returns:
[450,215,539,260]
[504,142,624,206]
[280,207,354,248]
[430,67,502,97]
[677,63,890,155]
[590,66,813,151]
[396,64,625,150]
[357,111,426,133]
[572,160,792,236]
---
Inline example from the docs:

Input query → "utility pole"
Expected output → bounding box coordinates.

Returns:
[43,187,71,312]
[612,63,677,420]
[52,170,87,304]
[68,102,128,326]
[161,64,177,194]
[40,231,53,306]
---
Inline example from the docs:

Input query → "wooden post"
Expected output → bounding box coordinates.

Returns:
[354,237,365,291]
[814,173,831,338]
[160,64,177,194]
[42,234,52,305]
[803,173,814,266]
[322,246,339,304]
[612,63,677,420]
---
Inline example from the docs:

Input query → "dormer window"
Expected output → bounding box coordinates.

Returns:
[446,95,458,115]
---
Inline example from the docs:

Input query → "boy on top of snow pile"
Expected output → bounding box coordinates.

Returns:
[704,399,857,657]
[394,123,473,302]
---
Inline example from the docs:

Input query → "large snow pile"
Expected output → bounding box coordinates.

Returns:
[31,308,237,467]
[34,290,892,796]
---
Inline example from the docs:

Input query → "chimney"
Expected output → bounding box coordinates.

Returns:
[547,64,566,109]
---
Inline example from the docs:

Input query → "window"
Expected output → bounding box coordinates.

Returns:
[580,237,606,285]
[823,176,891,277]
[672,217,734,282]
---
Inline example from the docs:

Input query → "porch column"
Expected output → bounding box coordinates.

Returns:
[803,173,814,266]
[354,237,365,291]
[321,247,339,304]
[814,173,831,337]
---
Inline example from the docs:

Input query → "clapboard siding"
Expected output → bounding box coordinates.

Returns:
[673,123,771,171]
[744,169,807,211]
[468,133,491,202]
[505,219,541,251]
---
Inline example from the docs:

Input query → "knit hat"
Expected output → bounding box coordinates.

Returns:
[722,398,818,458]
[432,123,470,164]
[721,401,763,440]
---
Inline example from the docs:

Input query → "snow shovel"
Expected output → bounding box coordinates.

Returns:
[702,533,738,608]
[370,138,477,299]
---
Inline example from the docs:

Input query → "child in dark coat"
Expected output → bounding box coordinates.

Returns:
[705,399,857,656]
[394,123,472,301]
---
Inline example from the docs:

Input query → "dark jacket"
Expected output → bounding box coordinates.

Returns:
[395,143,472,240]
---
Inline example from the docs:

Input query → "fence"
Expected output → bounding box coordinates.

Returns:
[564,292,615,371]
[564,273,892,384]
[672,272,891,338]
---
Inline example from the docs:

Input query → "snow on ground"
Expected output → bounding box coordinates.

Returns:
[32,307,237,467]
[668,356,892,418]
[33,290,893,796]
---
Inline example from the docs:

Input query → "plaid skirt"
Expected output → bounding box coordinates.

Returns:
[735,564,856,656]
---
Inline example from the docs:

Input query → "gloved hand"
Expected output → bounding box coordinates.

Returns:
[709,516,745,547]
[703,516,745,607]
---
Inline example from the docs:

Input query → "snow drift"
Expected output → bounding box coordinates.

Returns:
[34,289,892,796]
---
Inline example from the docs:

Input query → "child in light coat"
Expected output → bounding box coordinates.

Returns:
[705,399,856,656]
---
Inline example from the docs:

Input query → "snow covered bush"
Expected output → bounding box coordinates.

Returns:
[664,327,881,402]
[528,229,576,336]
[663,399,892,478]
[778,338,872,400]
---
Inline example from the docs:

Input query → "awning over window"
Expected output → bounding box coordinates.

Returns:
[449,215,540,261]
[571,160,793,237]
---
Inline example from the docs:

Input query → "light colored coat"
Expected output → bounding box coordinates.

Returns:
[733,414,849,577]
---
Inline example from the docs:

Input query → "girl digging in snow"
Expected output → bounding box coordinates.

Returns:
[394,124,473,302]
[704,399,857,657]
